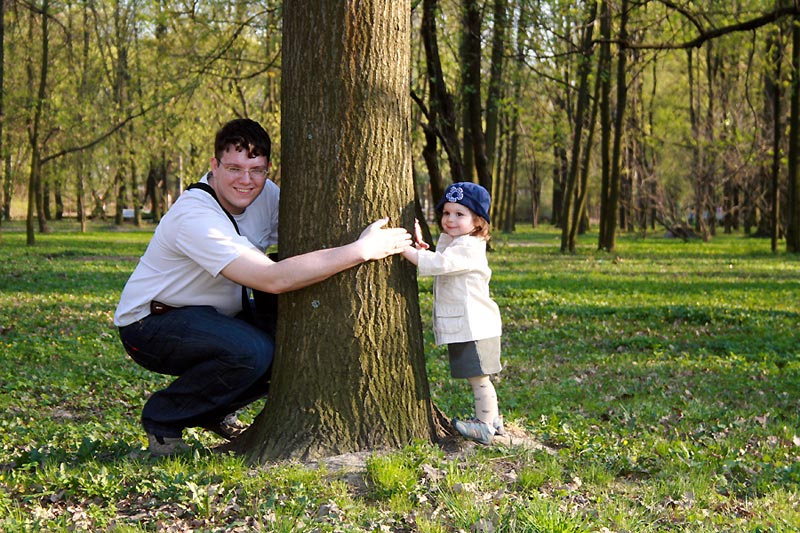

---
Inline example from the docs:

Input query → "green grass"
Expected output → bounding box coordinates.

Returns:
[1,220,799,531]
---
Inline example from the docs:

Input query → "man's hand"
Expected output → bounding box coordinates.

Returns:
[356,218,413,260]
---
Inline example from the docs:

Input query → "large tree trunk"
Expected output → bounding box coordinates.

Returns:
[242,0,435,462]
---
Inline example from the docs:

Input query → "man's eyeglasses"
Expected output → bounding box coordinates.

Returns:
[218,161,269,180]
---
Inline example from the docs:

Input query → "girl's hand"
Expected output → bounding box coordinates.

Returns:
[414,219,430,250]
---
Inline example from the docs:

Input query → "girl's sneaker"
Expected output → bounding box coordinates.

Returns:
[494,415,506,436]
[452,418,495,445]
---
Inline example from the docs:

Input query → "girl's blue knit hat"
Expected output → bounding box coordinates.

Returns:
[435,182,491,223]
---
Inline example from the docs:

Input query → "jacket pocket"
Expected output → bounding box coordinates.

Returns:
[437,304,465,334]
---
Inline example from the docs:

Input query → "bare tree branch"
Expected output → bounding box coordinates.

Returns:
[624,5,800,50]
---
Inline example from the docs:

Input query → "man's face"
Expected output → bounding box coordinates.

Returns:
[209,147,270,215]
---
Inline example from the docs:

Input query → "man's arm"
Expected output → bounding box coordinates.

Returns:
[221,218,411,293]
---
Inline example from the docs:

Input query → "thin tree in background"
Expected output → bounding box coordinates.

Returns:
[417,0,464,194]
[787,11,800,253]
[484,0,506,193]
[561,0,597,253]
[766,27,783,251]
[498,0,531,233]
[76,2,93,233]
[597,0,613,250]
[0,0,4,234]
[599,0,629,252]
[25,0,51,245]
[462,0,492,191]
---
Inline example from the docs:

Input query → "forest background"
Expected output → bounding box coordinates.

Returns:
[3,0,800,254]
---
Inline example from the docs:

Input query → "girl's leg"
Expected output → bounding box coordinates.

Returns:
[467,375,499,427]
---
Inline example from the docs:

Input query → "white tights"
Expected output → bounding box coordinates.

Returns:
[467,375,498,427]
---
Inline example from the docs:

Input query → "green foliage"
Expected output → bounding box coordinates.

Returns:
[1,223,799,531]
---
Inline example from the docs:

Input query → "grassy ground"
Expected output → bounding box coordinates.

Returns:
[0,220,798,532]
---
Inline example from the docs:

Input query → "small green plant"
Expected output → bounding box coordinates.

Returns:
[499,497,590,533]
[365,453,418,501]
[517,452,563,492]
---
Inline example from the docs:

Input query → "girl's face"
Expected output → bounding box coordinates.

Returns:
[440,202,477,237]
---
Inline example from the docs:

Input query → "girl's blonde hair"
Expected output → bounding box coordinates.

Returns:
[471,215,491,239]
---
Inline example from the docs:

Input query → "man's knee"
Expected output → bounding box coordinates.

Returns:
[229,330,274,375]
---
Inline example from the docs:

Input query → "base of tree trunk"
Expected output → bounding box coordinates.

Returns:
[215,403,549,466]
[218,401,458,459]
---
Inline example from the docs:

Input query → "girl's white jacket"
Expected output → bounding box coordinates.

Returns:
[417,233,502,345]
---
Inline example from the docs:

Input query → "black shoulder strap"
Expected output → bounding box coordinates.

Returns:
[187,182,240,234]
[187,181,253,316]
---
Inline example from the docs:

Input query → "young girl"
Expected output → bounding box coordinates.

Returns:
[403,182,504,445]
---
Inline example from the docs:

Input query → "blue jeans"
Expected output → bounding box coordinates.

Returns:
[118,305,273,438]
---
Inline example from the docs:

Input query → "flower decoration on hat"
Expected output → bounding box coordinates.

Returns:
[445,186,464,203]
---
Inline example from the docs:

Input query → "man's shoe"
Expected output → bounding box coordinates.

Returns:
[452,418,495,445]
[147,433,190,457]
[202,412,248,441]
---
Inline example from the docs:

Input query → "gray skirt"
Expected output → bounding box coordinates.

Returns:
[447,337,502,379]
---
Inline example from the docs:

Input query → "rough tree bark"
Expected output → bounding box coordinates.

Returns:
[239,0,437,462]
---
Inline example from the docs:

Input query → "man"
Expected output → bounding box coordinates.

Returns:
[114,118,411,456]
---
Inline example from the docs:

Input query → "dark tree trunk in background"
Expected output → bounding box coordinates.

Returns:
[26,0,51,244]
[787,13,800,252]
[462,0,492,191]
[484,0,506,192]
[603,0,629,252]
[764,27,783,249]
[419,0,463,195]
[0,0,4,232]
[561,0,597,252]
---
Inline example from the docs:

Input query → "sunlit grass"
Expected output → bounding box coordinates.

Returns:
[1,221,798,530]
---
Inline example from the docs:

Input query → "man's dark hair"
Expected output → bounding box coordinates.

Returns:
[214,118,271,161]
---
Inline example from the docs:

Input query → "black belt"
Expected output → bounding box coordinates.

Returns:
[150,301,178,315]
